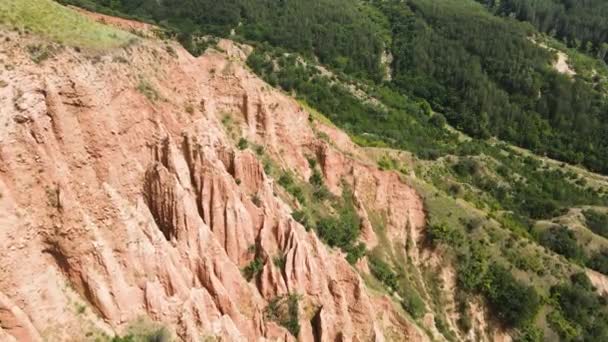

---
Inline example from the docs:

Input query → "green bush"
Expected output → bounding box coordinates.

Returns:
[539,226,586,263]
[549,273,608,341]
[583,209,608,238]
[111,327,170,342]
[427,223,464,247]
[278,171,306,204]
[315,188,363,263]
[483,264,540,328]
[588,249,608,275]
[264,294,301,337]
[401,290,426,319]
[309,168,330,200]
[514,324,544,342]
[237,138,248,150]
[242,257,264,281]
[345,242,366,265]
[368,254,398,291]
[273,254,286,270]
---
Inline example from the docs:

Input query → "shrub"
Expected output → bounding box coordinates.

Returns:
[237,138,248,150]
[583,209,608,238]
[284,294,301,337]
[273,254,286,270]
[278,171,306,204]
[549,273,608,341]
[539,226,586,263]
[137,79,160,102]
[111,327,170,342]
[315,189,361,259]
[345,242,366,265]
[430,113,447,127]
[309,168,324,188]
[309,168,330,200]
[588,249,608,275]
[514,324,544,342]
[483,264,540,328]
[452,158,481,177]
[254,145,265,155]
[368,254,398,291]
[242,257,264,281]
[427,223,464,247]
[401,290,426,319]
[265,294,301,337]
[456,241,490,291]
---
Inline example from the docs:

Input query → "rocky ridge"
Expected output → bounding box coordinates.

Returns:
[0,23,428,341]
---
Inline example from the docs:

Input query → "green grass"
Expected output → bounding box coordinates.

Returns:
[299,100,335,127]
[0,0,134,49]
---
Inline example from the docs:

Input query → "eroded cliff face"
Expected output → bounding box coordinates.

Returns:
[0,26,428,341]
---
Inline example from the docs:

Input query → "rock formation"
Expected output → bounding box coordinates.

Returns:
[0,23,427,341]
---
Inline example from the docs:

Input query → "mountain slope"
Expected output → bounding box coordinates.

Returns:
[0,2,429,341]
[2,1,608,341]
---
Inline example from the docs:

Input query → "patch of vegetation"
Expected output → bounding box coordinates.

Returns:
[483,264,541,328]
[0,0,133,49]
[62,0,389,79]
[315,186,366,264]
[588,249,608,275]
[368,253,398,291]
[26,44,54,63]
[538,226,586,264]
[237,137,248,150]
[110,328,170,342]
[273,254,286,270]
[242,257,263,281]
[427,223,464,248]
[549,273,608,341]
[431,225,540,329]
[401,289,426,319]
[137,79,160,102]
[265,294,301,337]
[583,209,608,238]
[107,319,171,342]
[278,171,306,205]
[378,0,608,174]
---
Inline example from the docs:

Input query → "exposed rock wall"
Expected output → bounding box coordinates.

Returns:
[0,29,427,341]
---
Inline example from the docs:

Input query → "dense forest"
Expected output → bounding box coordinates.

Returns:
[58,0,388,80]
[477,0,608,62]
[374,0,608,174]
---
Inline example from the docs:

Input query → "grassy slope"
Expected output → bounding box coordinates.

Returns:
[0,0,133,49]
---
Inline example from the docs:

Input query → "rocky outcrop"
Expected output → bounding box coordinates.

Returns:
[0,23,427,341]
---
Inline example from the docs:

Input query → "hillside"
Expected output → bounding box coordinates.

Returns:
[1,1,608,342]
[0,1,427,341]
